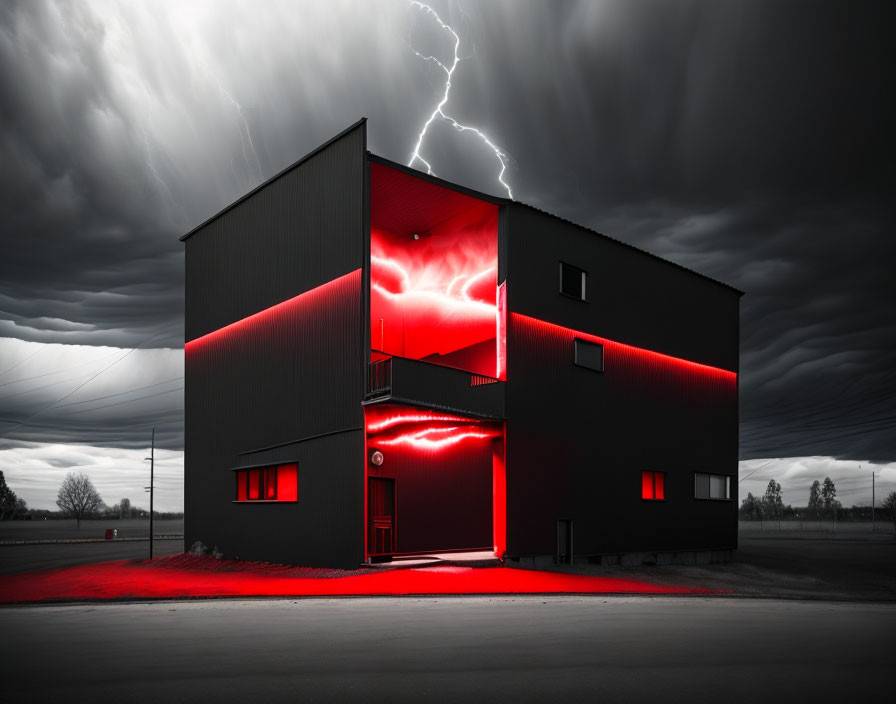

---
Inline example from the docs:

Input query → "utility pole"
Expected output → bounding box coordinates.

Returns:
[872,470,876,533]
[145,428,155,560]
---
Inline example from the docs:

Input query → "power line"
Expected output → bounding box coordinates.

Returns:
[0,343,47,378]
[0,349,123,387]
[64,387,183,415]
[56,377,184,408]
[0,328,170,438]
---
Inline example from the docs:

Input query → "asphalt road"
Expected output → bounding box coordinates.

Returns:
[3,597,893,702]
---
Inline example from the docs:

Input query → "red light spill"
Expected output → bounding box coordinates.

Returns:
[511,313,737,384]
[642,471,654,500]
[492,428,506,557]
[370,227,503,379]
[366,411,481,434]
[378,428,496,450]
[185,269,362,351]
[276,464,298,502]
[366,406,499,451]
[0,558,718,603]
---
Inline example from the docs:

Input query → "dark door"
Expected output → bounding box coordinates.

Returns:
[557,519,573,564]
[368,477,395,556]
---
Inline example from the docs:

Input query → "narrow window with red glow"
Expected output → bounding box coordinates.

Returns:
[642,471,665,500]
[235,464,298,502]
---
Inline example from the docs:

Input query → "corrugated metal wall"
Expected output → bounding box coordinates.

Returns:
[386,356,504,419]
[185,123,366,341]
[503,204,740,559]
[184,123,366,568]
[504,204,740,371]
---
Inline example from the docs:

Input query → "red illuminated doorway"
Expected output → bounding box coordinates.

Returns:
[368,477,396,557]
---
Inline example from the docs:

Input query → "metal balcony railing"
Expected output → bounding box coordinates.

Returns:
[367,358,392,397]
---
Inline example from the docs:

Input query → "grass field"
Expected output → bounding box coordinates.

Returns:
[0,518,184,542]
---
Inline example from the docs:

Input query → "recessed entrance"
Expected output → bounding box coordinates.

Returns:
[365,403,505,559]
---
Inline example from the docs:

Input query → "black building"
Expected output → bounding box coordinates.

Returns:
[182,119,741,569]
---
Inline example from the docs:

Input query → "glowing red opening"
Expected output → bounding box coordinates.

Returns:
[235,464,297,502]
[642,471,654,500]
[642,471,665,501]
[364,404,505,558]
[370,163,504,379]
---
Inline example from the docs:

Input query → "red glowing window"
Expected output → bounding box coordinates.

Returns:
[642,471,665,500]
[235,464,298,502]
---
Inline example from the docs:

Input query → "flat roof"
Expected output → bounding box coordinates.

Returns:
[181,118,743,296]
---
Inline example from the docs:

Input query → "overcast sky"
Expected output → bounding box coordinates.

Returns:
[1,0,893,510]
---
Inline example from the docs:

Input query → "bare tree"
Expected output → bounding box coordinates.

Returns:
[0,471,18,521]
[56,472,103,528]
[883,491,896,536]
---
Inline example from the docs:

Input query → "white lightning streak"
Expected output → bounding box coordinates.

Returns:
[407,1,514,199]
[202,63,263,185]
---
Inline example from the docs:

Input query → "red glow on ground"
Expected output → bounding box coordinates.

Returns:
[185,269,362,350]
[0,557,717,603]
[511,313,738,383]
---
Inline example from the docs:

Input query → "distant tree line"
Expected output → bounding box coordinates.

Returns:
[0,470,183,522]
[739,476,896,529]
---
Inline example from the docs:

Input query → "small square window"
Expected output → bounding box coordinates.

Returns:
[560,262,586,300]
[642,471,665,500]
[695,472,731,500]
[574,338,604,372]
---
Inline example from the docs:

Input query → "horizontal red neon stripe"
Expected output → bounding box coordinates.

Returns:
[186,269,362,351]
[511,313,737,382]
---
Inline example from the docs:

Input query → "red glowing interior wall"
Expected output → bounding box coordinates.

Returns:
[369,163,504,379]
[364,404,505,556]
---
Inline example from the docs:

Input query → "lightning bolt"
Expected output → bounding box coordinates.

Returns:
[407,1,514,200]
[200,62,263,186]
[141,126,189,229]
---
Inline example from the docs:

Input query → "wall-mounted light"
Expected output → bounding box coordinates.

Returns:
[370,450,384,466]
[413,233,420,240]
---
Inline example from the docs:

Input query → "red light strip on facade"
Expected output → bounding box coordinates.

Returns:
[185,269,362,352]
[366,411,484,433]
[377,429,496,450]
[511,313,737,382]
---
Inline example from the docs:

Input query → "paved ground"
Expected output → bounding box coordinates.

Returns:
[0,538,183,575]
[4,597,893,702]
[0,518,184,542]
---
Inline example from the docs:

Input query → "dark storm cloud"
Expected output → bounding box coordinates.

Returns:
[0,0,892,461]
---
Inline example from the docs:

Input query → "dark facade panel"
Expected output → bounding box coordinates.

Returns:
[504,204,740,372]
[184,251,365,568]
[383,356,505,419]
[185,123,365,341]
[504,313,738,559]
[184,432,364,569]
